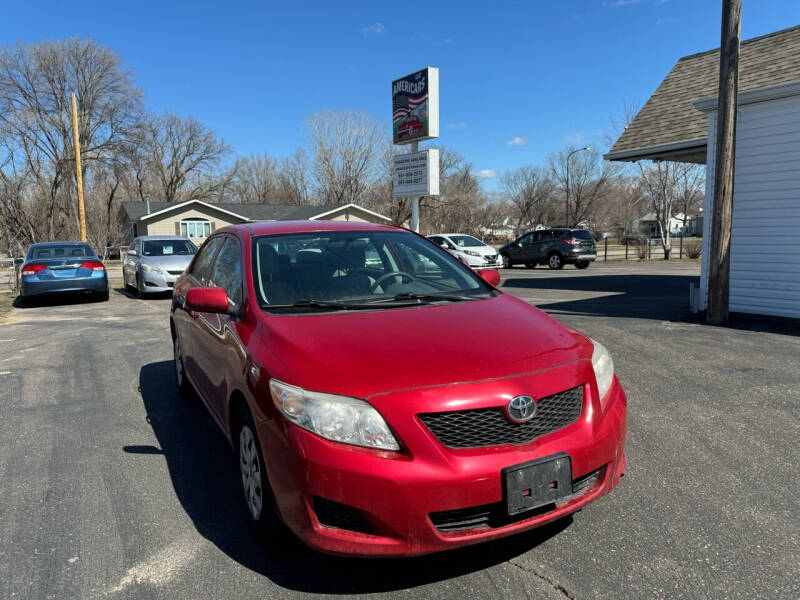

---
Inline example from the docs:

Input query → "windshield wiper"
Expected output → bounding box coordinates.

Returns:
[262,298,419,311]
[366,292,481,304]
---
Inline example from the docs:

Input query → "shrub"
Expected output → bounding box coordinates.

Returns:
[685,239,702,259]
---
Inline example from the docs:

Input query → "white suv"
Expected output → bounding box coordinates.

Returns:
[428,234,502,270]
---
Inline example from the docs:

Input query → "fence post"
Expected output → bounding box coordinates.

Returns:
[604,237,608,262]
[680,235,684,259]
[625,240,629,260]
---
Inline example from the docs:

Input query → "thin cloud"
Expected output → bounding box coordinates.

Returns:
[506,136,528,147]
[361,22,386,37]
[603,0,641,7]
[564,132,585,144]
[447,122,467,130]
[477,169,498,179]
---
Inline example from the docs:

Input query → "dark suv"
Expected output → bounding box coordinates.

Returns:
[499,229,597,270]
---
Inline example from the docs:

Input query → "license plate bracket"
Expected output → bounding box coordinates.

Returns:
[502,453,572,515]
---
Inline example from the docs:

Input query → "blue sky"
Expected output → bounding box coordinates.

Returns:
[4,1,799,189]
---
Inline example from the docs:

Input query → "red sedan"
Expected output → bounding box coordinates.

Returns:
[170,221,627,556]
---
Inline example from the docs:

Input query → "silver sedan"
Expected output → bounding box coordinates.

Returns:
[123,236,197,297]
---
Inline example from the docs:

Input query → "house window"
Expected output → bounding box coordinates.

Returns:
[180,219,212,239]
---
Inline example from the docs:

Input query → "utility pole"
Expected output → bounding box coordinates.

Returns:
[71,92,87,242]
[707,0,741,324]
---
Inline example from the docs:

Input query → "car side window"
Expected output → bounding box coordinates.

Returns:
[519,233,534,245]
[208,237,243,309]
[190,236,224,285]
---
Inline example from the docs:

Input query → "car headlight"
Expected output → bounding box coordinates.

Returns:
[269,379,400,451]
[464,250,481,257]
[590,339,615,401]
[141,263,164,274]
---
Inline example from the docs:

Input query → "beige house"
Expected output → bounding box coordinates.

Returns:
[120,200,392,244]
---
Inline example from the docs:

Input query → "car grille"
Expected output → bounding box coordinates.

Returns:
[429,468,602,532]
[167,270,184,276]
[312,496,373,534]
[419,386,584,449]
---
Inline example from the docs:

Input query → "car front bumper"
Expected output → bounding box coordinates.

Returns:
[463,254,504,270]
[254,363,627,557]
[21,273,108,296]
[139,269,182,293]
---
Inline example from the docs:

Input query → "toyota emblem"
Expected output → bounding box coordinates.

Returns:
[506,395,537,423]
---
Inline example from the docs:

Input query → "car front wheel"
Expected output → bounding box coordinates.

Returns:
[236,404,282,536]
[501,254,512,269]
[548,253,564,270]
[173,334,192,400]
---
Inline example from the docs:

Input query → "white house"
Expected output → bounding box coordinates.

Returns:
[606,25,800,320]
[694,82,800,319]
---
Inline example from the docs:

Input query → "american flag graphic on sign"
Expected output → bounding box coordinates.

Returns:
[392,67,437,144]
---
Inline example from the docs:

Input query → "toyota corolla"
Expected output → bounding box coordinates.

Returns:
[170,221,627,556]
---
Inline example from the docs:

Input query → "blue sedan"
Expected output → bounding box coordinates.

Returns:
[19,242,109,304]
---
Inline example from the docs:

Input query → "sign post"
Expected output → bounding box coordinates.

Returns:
[392,67,439,232]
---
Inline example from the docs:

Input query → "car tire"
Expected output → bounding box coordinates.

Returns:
[236,403,283,537]
[575,261,590,270]
[501,254,512,269]
[547,253,564,270]
[173,333,193,401]
[135,274,144,299]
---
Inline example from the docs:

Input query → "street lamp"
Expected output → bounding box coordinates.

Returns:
[565,146,591,228]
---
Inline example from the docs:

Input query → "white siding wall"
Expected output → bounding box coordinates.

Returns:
[701,93,800,319]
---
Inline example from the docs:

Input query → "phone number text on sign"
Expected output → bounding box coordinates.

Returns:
[392,149,440,197]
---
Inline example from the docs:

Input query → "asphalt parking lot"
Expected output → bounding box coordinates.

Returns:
[1,261,798,600]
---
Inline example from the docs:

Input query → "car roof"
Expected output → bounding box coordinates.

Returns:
[136,235,191,241]
[221,220,403,237]
[28,241,91,247]
[435,233,481,238]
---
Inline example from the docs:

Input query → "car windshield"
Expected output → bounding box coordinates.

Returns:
[252,230,493,311]
[29,244,94,259]
[449,235,485,247]
[142,239,197,256]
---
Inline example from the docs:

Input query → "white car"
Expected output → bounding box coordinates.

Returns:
[427,234,503,270]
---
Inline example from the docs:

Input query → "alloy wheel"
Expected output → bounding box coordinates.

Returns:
[240,425,263,520]
[549,254,562,269]
[502,254,511,268]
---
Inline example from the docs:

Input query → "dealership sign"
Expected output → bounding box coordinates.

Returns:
[392,149,440,197]
[392,67,439,145]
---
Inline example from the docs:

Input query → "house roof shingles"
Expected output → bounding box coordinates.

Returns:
[607,25,800,163]
[120,201,363,223]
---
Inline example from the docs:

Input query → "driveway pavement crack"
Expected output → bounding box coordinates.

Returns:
[508,559,575,600]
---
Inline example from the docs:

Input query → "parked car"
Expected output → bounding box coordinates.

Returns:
[170,221,627,557]
[499,228,597,270]
[428,233,503,270]
[123,235,197,297]
[18,242,108,304]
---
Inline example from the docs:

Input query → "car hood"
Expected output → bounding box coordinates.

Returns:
[140,254,194,270]
[453,246,497,257]
[256,293,587,399]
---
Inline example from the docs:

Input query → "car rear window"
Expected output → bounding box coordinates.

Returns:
[29,244,94,259]
[572,231,595,240]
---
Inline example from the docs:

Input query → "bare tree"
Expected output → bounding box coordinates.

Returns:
[500,166,555,235]
[277,149,312,206]
[637,161,704,259]
[0,39,142,240]
[138,113,231,203]
[223,154,280,204]
[308,111,386,204]
[549,146,620,229]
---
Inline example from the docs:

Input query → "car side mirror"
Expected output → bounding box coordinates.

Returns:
[479,269,501,286]
[186,286,229,314]
[127,249,137,256]
[14,257,23,265]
